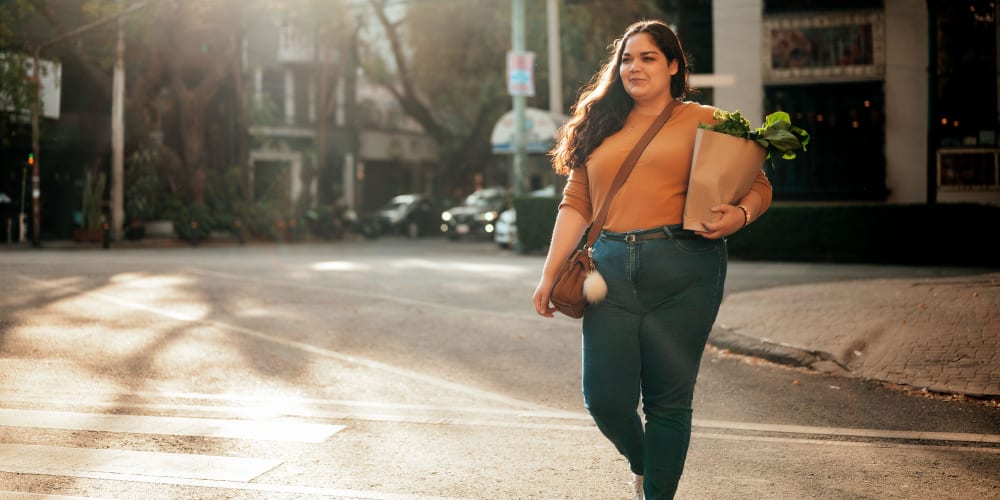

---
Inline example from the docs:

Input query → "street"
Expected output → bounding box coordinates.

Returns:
[1,238,998,499]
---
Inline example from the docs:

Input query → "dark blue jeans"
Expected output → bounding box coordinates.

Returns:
[582,226,727,499]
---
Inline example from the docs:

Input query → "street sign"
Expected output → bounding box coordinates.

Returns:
[506,51,535,97]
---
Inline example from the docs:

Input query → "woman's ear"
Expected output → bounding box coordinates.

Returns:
[668,59,679,76]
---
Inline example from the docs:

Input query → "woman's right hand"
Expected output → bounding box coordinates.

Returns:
[533,277,556,317]
[532,207,589,319]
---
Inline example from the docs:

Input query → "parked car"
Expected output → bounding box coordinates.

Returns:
[374,193,441,238]
[494,208,517,248]
[492,185,557,249]
[440,187,509,240]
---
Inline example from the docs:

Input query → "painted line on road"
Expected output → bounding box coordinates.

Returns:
[694,418,1000,444]
[0,443,280,482]
[0,408,344,443]
[15,274,551,413]
[5,392,999,446]
[693,432,1000,454]
[185,266,535,321]
[1,467,468,500]
[0,492,109,500]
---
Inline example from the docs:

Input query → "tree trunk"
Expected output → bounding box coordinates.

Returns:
[178,97,208,202]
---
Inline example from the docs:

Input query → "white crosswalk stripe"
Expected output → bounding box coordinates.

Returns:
[0,401,472,499]
[0,443,282,482]
[0,408,344,443]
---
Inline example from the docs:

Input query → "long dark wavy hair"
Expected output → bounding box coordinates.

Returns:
[550,19,694,175]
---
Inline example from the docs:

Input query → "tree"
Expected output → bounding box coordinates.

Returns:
[359,0,666,195]
[0,1,39,148]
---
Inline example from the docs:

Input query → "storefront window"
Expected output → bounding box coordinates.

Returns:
[931,0,998,148]
[764,82,887,200]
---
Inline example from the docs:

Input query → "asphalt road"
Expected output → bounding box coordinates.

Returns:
[1,237,997,499]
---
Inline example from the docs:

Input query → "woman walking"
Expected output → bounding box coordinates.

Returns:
[532,19,772,499]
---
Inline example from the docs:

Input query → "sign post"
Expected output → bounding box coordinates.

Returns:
[508,0,532,201]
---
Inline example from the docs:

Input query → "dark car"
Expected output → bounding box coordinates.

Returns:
[440,187,509,240]
[375,193,441,238]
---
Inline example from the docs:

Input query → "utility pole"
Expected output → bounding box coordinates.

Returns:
[511,0,527,198]
[30,56,41,247]
[111,0,126,241]
[546,0,562,115]
[545,0,563,193]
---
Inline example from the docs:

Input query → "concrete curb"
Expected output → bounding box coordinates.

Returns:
[707,327,852,376]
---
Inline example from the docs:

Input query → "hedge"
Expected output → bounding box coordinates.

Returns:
[513,198,1000,268]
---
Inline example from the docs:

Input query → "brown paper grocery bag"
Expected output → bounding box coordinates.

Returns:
[683,128,767,231]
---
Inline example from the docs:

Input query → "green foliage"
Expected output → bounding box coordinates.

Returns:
[700,110,811,167]
[203,166,245,230]
[80,169,106,230]
[513,196,560,253]
[249,95,280,126]
[125,147,163,221]
[700,109,752,137]
[171,201,213,242]
[238,200,289,241]
[753,111,811,162]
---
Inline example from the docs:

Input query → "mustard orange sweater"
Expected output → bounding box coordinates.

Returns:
[560,101,773,232]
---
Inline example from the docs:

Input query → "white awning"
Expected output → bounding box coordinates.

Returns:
[490,107,567,155]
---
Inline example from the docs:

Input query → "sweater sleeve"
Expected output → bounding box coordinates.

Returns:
[559,164,593,222]
[748,169,773,215]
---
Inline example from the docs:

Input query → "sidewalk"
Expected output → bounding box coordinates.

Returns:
[709,272,1000,398]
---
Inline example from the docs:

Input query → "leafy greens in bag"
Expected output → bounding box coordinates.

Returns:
[699,110,811,167]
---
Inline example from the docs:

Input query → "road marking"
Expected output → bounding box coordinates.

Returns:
[5,391,999,446]
[0,409,343,443]
[693,432,1000,454]
[186,266,534,321]
[694,418,1000,444]
[0,492,108,500]
[0,444,280,482]
[0,468,469,500]
[15,274,552,413]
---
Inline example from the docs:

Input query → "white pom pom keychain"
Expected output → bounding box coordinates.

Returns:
[582,247,608,304]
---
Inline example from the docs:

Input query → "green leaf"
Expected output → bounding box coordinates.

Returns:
[764,111,791,128]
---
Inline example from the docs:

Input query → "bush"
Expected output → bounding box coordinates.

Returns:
[727,203,1000,267]
[513,196,560,253]
[171,201,213,242]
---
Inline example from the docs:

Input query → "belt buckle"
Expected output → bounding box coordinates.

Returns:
[625,233,637,243]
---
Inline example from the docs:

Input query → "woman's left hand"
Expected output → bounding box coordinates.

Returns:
[693,204,745,240]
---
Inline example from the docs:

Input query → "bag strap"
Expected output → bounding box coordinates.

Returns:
[584,99,679,247]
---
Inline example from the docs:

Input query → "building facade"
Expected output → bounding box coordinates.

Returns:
[712,0,998,206]
[243,9,438,216]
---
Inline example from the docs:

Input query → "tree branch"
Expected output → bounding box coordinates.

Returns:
[366,0,448,144]
[28,0,112,98]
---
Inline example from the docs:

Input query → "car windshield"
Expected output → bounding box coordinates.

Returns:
[384,195,416,210]
[464,190,505,208]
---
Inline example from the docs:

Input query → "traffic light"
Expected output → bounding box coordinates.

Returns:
[27,153,34,166]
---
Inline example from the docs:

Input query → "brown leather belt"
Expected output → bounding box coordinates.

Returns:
[601,225,698,242]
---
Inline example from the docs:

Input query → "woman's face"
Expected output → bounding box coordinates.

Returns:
[619,32,678,104]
